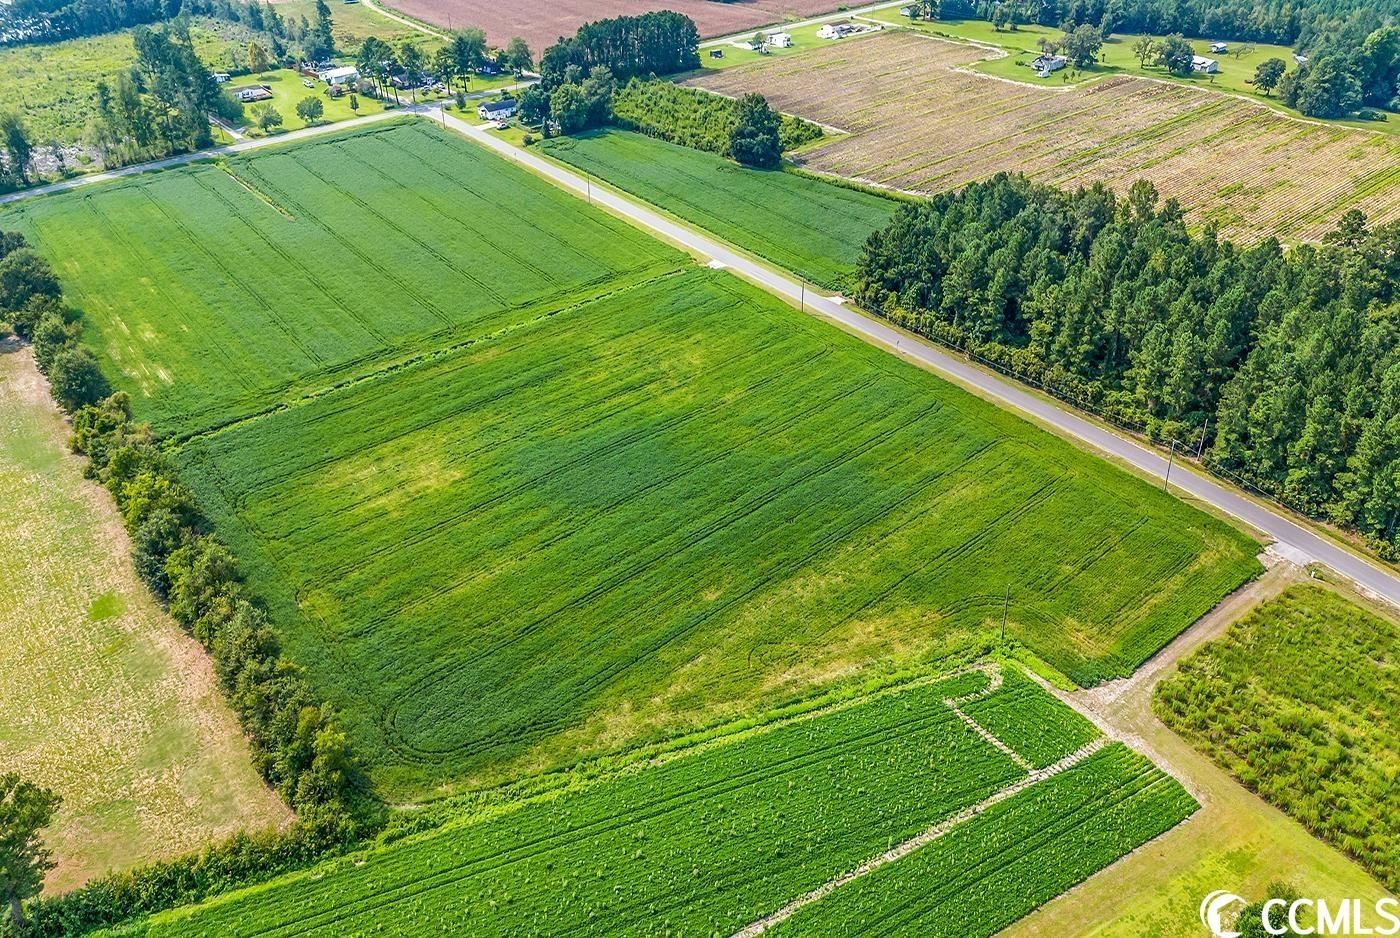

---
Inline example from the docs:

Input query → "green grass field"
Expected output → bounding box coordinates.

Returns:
[0,20,299,149]
[234,68,385,134]
[0,349,288,891]
[170,262,1258,796]
[540,129,900,288]
[1,121,678,437]
[1156,583,1400,891]
[135,666,1195,936]
[9,122,1261,801]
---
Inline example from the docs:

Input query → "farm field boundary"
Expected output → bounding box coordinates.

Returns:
[166,263,1259,798]
[684,30,1400,242]
[538,129,900,289]
[0,119,684,438]
[134,663,1198,936]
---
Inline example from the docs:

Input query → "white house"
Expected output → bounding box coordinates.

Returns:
[817,23,854,39]
[765,31,792,48]
[478,98,517,121]
[319,65,359,86]
[1191,55,1219,73]
[1209,41,1228,53]
[1029,53,1067,74]
[213,71,231,83]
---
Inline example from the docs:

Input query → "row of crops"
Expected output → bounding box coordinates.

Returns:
[772,743,1197,935]
[142,666,1192,935]
[686,31,1400,243]
[540,129,901,290]
[0,120,681,438]
[171,265,1258,795]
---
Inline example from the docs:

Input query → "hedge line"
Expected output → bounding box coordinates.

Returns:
[0,231,373,936]
[610,78,822,157]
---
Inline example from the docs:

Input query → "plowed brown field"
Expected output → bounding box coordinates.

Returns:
[379,0,842,52]
[685,30,1400,242]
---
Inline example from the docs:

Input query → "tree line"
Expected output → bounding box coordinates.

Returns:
[852,176,1400,557]
[608,79,822,166]
[1045,0,1398,48]
[87,20,244,168]
[0,231,373,935]
[3,0,329,56]
[537,11,700,90]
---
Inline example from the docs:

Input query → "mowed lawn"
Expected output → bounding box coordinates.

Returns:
[540,129,901,289]
[0,121,680,438]
[138,667,1194,937]
[173,261,1259,796]
[0,349,288,890]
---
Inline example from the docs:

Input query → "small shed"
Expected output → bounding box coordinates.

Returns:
[1191,55,1219,73]
[709,48,724,59]
[1209,41,1227,53]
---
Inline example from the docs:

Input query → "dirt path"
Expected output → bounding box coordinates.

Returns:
[730,661,1097,936]
[1004,557,1391,936]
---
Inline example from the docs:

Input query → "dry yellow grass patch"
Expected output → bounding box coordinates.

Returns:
[0,347,289,891]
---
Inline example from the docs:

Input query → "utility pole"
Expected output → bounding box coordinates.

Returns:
[1196,419,1209,459]
[586,172,591,205]
[800,281,805,313]
[1000,587,1009,643]
[1164,439,1178,490]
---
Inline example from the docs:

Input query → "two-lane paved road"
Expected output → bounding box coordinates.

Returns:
[439,107,1400,611]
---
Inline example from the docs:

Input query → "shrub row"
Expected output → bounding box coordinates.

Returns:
[610,79,822,157]
[0,230,371,935]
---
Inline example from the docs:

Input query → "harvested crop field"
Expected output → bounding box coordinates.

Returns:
[379,0,841,53]
[685,30,1400,241]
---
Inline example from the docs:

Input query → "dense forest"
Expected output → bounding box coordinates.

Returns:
[537,11,699,90]
[853,175,1400,556]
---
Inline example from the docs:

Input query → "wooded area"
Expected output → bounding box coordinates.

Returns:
[854,175,1400,556]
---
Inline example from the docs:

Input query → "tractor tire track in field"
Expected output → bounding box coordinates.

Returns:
[288,151,513,309]
[380,395,950,760]
[235,672,997,937]
[190,172,392,347]
[231,156,459,330]
[75,193,253,392]
[134,186,326,368]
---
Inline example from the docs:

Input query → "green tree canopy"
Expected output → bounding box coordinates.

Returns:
[728,93,782,168]
[0,774,61,932]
